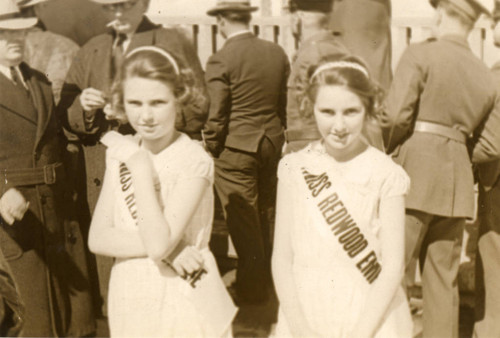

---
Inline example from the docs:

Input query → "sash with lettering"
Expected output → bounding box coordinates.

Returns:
[298,162,382,285]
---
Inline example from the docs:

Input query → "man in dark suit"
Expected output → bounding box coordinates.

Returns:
[57,0,208,317]
[380,0,500,336]
[203,0,289,310]
[0,0,94,336]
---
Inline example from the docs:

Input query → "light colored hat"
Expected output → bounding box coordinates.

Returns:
[0,0,37,29]
[16,0,49,8]
[430,0,491,21]
[207,0,258,16]
[493,0,500,20]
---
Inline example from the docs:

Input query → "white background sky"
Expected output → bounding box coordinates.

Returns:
[148,0,436,18]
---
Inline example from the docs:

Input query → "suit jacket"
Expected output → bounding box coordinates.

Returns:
[0,63,94,336]
[57,16,208,211]
[203,32,290,156]
[380,35,498,218]
[330,0,392,90]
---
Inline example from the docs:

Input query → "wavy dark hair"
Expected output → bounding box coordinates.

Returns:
[110,46,200,122]
[303,56,384,119]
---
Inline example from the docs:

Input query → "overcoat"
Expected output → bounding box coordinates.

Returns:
[58,16,209,211]
[330,0,392,90]
[380,36,499,218]
[0,63,94,337]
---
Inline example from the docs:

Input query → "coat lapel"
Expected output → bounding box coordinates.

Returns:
[21,63,54,148]
[125,17,158,53]
[0,72,38,125]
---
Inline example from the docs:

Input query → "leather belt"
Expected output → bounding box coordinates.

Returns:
[285,128,321,142]
[1,162,63,187]
[414,121,467,144]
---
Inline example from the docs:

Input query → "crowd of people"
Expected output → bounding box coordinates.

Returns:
[0,0,499,337]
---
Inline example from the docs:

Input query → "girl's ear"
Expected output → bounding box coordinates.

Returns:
[299,95,314,119]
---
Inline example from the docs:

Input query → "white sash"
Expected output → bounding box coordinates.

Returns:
[298,163,383,285]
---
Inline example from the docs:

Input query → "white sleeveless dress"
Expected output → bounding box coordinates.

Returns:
[106,134,237,337]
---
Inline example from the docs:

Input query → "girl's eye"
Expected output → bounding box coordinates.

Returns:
[151,100,167,107]
[319,109,336,115]
[126,100,142,107]
[345,108,362,115]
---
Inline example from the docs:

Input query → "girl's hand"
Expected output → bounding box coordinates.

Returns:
[168,245,204,278]
[101,131,142,163]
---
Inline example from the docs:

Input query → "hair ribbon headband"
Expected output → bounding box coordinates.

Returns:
[126,46,181,75]
[311,61,369,82]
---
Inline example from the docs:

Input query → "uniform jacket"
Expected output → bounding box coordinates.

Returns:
[330,0,392,90]
[380,35,499,218]
[286,31,349,141]
[203,32,290,156]
[57,16,209,211]
[0,63,94,336]
[24,25,80,104]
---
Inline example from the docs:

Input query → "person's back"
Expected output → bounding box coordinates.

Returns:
[207,33,288,149]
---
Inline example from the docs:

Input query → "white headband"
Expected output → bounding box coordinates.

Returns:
[310,61,369,82]
[126,46,181,75]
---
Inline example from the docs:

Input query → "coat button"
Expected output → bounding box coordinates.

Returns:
[40,195,47,204]
[94,178,101,187]
[67,232,77,244]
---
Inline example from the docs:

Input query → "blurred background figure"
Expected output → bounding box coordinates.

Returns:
[17,0,80,104]
[330,0,392,90]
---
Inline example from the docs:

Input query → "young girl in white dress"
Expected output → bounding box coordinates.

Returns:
[272,57,413,338]
[88,46,236,337]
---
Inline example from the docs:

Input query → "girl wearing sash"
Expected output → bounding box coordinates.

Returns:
[272,57,412,337]
[88,46,236,337]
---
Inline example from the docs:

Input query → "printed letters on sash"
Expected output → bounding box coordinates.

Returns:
[300,166,382,284]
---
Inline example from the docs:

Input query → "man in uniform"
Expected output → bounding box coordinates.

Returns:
[474,1,500,336]
[329,0,392,91]
[202,0,289,332]
[57,0,208,317]
[284,0,349,153]
[380,0,500,336]
[0,0,95,335]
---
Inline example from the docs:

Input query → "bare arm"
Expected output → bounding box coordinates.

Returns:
[272,179,318,337]
[352,195,406,337]
[126,150,209,263]
[88,161,147,258]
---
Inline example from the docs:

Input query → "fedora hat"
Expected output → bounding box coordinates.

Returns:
[430,0,490,21]
[207,0,258,16]
[0,0,37,30]
[16,0,49,8]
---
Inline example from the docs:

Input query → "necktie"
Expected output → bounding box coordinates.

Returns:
[111,33,127,80]
[10,67,22,86]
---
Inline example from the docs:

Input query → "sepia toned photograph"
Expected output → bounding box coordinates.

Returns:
[0,0,498,337]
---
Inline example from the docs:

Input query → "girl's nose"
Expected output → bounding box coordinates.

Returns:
[332,115,347,132]
[140,106,154,122]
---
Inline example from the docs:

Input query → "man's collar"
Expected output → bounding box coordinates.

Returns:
[226,29,252,40]
[0,63,28,88]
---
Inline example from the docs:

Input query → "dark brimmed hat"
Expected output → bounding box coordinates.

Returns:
[207,0,258,16]
[0,0,37,30]
[285,0,333,13]
[430,0,490,21]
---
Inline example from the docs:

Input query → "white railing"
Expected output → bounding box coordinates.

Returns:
[148,15,499,70]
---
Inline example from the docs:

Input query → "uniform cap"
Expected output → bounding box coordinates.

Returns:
[285,0,333,13]
[430,0,491,21]
[207,0,258,16]
[0,0,37,29]
[16,0,49,8]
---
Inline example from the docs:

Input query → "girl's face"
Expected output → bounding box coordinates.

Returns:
[313,85,367,159]
[123,76,177,152]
